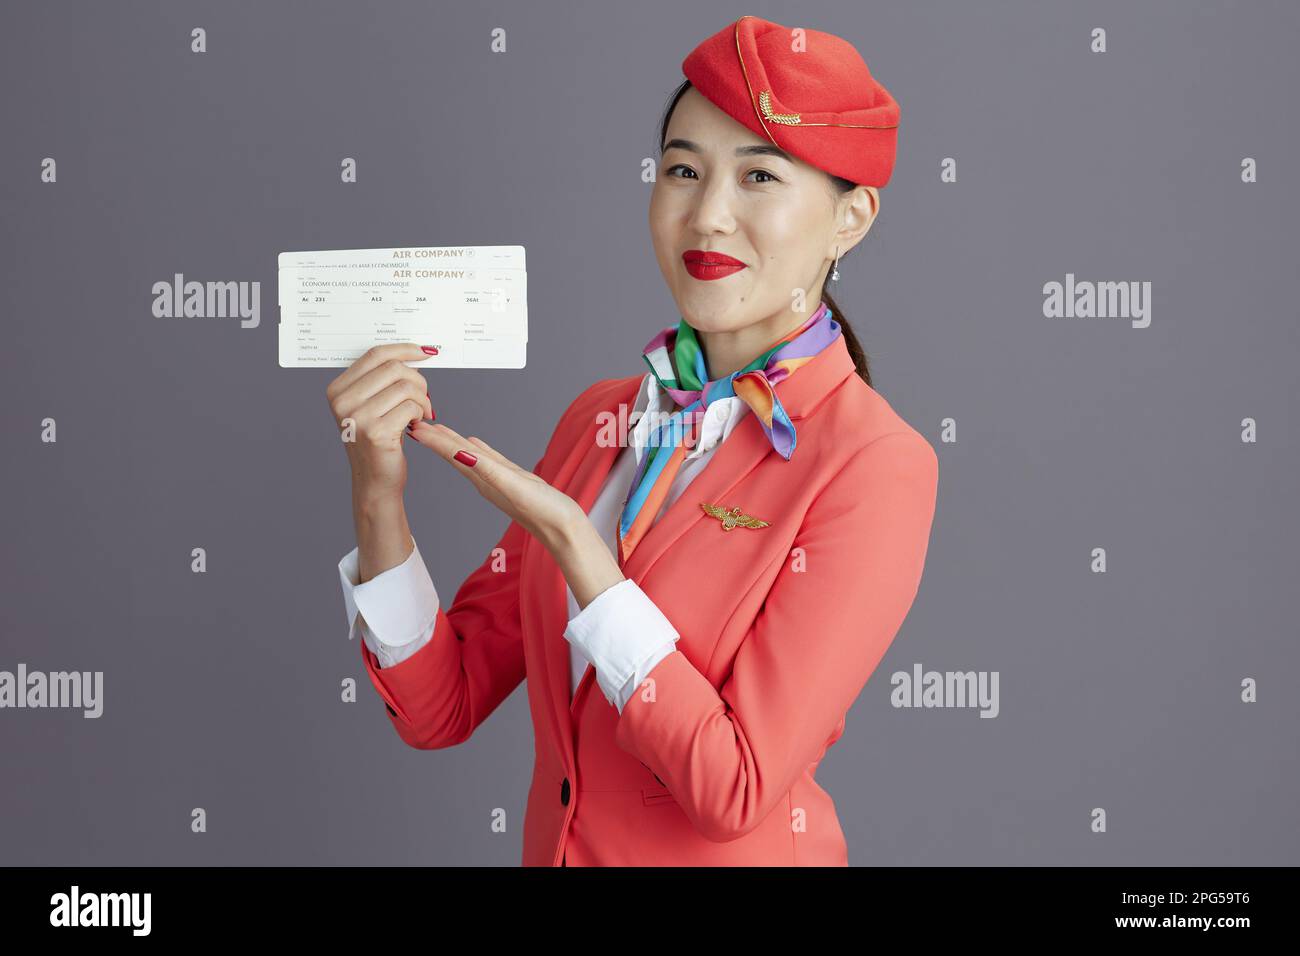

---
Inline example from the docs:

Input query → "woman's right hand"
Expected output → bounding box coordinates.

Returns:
[326,343,436,503]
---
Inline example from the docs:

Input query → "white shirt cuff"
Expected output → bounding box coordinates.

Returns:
[338,538,441,670]
[613,641,677,713]
[563,578,680,712]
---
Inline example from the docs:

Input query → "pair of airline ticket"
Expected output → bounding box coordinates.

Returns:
[277,245,527,368]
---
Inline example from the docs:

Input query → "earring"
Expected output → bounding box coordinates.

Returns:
[830,246,841,283]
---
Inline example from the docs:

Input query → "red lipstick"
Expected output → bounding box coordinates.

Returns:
[682,249,746,281]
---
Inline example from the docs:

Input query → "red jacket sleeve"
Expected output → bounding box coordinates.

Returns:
[359,455,542,750]
[613,431,940,842]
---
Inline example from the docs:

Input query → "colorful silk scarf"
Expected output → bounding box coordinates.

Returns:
[615,300,842,564]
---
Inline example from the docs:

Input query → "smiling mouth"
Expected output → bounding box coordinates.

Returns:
[683,249,744,265]
[682,250,747,280]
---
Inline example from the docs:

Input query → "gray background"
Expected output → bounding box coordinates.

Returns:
[1,0,1296,865]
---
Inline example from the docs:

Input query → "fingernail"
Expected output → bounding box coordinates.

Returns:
[421,345,439,355]
[454,450,477,467]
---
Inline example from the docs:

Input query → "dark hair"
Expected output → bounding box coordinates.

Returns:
[657,78,872,388]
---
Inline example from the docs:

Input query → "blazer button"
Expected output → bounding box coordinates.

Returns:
[560,777,571,806]
[385,703,396,717]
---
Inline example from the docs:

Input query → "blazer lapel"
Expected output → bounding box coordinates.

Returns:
[535,334,858,765]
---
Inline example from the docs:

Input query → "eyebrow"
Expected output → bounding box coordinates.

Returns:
[662,137,794,163]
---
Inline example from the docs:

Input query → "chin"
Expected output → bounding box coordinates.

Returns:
[673,282,751,332]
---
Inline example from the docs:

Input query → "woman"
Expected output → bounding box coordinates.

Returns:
[328,15,938,866]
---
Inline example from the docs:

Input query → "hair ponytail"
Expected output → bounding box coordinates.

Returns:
[819,287,871,388]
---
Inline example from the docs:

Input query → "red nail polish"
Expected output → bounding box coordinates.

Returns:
[454,450,477,467]
[421,345,439,355]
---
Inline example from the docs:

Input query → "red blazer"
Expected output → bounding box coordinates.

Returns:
[359,333,939,865]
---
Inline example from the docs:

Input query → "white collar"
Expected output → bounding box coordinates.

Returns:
[636,372,672,416]
[628,373,744,463]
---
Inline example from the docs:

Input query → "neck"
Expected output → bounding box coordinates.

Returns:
[695,298,825,380]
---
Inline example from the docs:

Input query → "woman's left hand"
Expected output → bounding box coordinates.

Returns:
[406,420,588,551]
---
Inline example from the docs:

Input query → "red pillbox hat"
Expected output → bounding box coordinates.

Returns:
[681,15,900,187]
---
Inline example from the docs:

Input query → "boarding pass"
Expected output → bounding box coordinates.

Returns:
[277,245,527,368]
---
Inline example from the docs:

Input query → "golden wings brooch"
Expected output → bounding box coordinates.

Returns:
[699,502,771,532]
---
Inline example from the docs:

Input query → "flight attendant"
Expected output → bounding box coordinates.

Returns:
[328,15,938,866]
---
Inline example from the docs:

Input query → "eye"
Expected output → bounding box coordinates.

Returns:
[662,164,781,184]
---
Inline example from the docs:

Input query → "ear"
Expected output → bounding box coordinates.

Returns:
[830,185,879,261]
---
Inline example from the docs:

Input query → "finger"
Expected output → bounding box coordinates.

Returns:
[354,379,430,430]
[334,362,432,424]
[462,436,526,475]
[327,343,436,401]
[413,427,524,479]
[406,421,468,456]
[375,397,429,436]
[407,422,493,476]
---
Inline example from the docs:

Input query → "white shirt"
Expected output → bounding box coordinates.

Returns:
[337,372,750,712]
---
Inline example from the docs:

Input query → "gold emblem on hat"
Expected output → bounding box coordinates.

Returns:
[733,15,901,142]
[758,90,801,125]
[700,502,771,531]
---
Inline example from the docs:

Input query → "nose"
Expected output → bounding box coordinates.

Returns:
[685,175,737,237]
